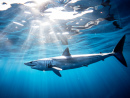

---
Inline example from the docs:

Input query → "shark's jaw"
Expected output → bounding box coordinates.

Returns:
[31,65,36,69]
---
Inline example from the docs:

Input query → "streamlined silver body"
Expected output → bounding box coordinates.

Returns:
[24,35,127,77]
[25,49,114,77]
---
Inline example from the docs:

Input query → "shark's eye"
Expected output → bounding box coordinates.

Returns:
[30,62,32,64]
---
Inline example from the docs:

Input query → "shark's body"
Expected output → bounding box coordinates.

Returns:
[25,35,127,77]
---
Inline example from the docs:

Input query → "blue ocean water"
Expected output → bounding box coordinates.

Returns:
[0,0,130,98]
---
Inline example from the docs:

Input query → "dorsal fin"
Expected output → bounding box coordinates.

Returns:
[62,47,71,56]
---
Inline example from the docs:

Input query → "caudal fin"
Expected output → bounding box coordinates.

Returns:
[113,35,127,67]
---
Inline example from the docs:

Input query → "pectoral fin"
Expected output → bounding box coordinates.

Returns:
[52,67,62,77]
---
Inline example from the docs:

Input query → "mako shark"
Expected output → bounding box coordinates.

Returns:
[24,35,127,77]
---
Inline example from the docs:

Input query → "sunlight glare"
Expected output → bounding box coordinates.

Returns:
[47,7,94,20]
[0,3,11,11]
[33,0,51,4]
[62,32,69,35]
[41,22,49,26]
[49,32,54,34]
[69,0,80,3]
[24,3,37,7]
[57,33,61,34]
[24,11,32,14]
[13,22,24,26]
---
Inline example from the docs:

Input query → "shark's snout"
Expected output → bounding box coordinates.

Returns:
[24,63,27,65]
[24,63,28,65]
[24,62,30,66]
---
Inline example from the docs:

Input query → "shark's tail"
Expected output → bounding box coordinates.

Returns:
[113,35,127,67]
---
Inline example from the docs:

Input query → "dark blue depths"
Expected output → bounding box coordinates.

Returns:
[0,0,130,98]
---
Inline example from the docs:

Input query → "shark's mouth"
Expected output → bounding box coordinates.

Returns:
[31,65,36,69]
